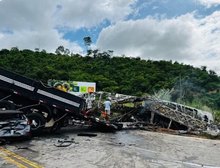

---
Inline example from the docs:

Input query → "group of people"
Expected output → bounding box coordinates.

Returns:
[85,96,112,121]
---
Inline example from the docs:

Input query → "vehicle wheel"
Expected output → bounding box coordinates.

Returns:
[0,100,16,110]
[24,105,52,122]
[37,105,53,122]
[26,113,46,134]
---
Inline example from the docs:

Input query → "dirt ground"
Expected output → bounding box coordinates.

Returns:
[1,128,220,168]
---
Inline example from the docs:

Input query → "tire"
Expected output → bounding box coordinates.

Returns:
[26,113,46,134]
[23,105,52,122]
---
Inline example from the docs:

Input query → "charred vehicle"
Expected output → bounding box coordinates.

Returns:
[0,110,30,138]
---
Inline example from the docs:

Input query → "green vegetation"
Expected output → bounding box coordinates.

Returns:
[0,48,219,120]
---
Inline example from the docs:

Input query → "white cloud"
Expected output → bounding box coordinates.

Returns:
[0,29,83,54]
[55,0,135,29]
[0,0,135,53]
[196,0,220,8]
[97,12,220,74]
[0,0,220,75]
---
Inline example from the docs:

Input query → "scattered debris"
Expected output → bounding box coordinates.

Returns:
[54,138,76,147]
[0,66,219,141]
[107,142,125,147]
[77,133,97,137]
[16,146,29,150]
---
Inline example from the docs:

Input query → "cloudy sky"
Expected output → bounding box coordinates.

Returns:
[0,0,220,74]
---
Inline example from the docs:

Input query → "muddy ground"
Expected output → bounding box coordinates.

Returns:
[1,128,220,168]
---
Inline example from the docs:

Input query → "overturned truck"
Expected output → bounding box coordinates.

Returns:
[0,68,118,134]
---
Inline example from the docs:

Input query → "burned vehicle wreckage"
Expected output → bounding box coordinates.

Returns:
[0,67,219,141]
[0,110,30,139]
[113,98,208,129]
[91,91,219,136]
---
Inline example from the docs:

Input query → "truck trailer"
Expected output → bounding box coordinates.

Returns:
[0,68,118,134]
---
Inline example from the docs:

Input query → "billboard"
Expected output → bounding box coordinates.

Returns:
[48,80,96,94]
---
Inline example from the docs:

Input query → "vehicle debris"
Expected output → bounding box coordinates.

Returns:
[54,138,76,147]
[0,67,219,141]
[0,110,31,139]
[94,92,220,137]
[77,133,97,137]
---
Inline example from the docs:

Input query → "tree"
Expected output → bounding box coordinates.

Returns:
[92,49,99,58]
[35,48,40,52]
[0,49,9,55]
[55,46,71,56]
[10,47,19,52]
[209,70,216,76]
[83,36,92,47]
[108,50,113,57]
[55,46,65,55]
[201,66,207,72]
[83,36,92,55]
[41,49,47,53]
[64,48,70,55]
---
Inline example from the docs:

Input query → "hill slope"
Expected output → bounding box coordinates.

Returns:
[0,48,219,115]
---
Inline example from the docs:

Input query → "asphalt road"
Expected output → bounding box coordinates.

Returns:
[1,128,220,168]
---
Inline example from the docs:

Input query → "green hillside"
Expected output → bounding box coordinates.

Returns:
[0,48,219,119]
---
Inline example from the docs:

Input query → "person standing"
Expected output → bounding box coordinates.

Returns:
[86,93,93,110]
[104,98,111,119]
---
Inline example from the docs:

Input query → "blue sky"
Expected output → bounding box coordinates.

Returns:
[62,0,220,47]
[0,0,220,74]
[62,19,111,48]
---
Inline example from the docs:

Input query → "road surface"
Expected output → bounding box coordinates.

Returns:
[1,129,220,168]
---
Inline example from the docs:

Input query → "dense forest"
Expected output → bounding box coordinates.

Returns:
[0,48,219,119]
